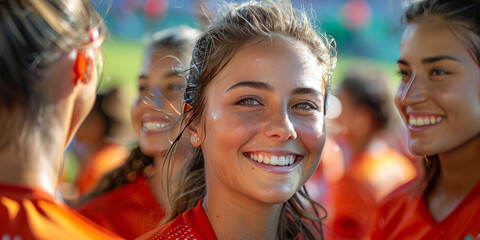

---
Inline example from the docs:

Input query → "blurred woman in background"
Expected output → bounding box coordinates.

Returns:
[77,26,199,239]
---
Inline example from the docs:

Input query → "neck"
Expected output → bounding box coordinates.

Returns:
[437,134,480,195]
[0,128,64,196]
[204,185,282,240]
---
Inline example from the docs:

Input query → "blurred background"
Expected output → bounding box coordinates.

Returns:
[61,0,419,217]
[95,0,407,94]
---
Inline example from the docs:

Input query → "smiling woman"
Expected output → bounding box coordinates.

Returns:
[137,0,337,240]
[370,0,480,239]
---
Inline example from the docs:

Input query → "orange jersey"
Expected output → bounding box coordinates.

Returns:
[322,146,417,239]
[0,183,122,240]
[78,174,164,239]
[137,198,216,240]
[75,143,128,196]
[370,180,480,240]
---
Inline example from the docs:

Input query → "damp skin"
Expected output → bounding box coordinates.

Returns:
[197,37,327,205]
[395,18,480,156]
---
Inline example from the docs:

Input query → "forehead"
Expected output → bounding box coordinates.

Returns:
[211,36,325,90]
[401,18,473,62]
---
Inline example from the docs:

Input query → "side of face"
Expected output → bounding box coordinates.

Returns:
[395,18,480,156]
[131,49,187,157]
[193,37,327,204]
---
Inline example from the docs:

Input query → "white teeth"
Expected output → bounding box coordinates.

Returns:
[258,154,264,163]
[248,153,296,166]
[270,156,278,165]
[143,122,170,130]
[408,116,443,127]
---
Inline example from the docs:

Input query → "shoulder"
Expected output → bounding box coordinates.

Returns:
[374,178,423,220]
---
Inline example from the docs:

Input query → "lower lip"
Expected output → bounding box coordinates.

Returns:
[244,153,303,173]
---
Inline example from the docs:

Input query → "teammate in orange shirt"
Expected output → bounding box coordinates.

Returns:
[138,1,337,239]
[319,68,417,239]
[370,0,480,239]
[0,0,121,239]
[73,88,129,197]
[77,26,199,239]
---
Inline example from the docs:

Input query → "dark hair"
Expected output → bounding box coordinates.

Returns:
[338,67,393,129]
[166,1,336,239]
[402,0,480,193]
[0,0,107,148]
[78,26,199,205]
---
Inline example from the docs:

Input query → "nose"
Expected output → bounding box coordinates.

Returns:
[263,107,297,142]
[399,71,427,106]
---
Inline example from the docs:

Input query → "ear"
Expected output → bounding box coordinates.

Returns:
[72,49,94,86]
[184,110,205,147]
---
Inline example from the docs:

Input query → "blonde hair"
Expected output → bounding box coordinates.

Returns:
[166,1,336,239]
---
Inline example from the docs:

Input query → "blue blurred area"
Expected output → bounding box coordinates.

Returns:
[94,0,406,61]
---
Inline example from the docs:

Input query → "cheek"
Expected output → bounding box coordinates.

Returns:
[297,119,325,154]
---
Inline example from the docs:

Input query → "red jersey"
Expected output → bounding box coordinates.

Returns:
[0,183,122,240]
[78,174,164,239]
[137,198,217,240]
[319,147,416,239]
[370,180,480,240]
[75,143,128,196]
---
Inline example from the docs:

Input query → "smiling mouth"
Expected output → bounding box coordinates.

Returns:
[245,152,299,166]
[142,121,174,131]
[408,115,443,127]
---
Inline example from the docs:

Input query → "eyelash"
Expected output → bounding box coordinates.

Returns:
[235,97,319,113]
[235,97,262,107]
[431,68,449,76]
[293,102,318,111]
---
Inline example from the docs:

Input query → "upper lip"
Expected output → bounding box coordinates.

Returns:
[244,150,302,157]
[406,112,444,117]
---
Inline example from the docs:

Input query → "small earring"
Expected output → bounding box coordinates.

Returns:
[191,134,199,145]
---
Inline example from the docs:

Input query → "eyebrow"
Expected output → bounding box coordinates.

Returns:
[397,55,460,65]
[138,71,180,81]
[226,80,323,97]
[292,87,323,98]
[226,81,273,92]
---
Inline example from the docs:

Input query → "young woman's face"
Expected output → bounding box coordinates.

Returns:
[395,18,480,156]
[131,48,187,157]
[195,37,326,203]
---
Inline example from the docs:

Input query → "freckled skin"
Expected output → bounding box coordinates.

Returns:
[196,37,327,204]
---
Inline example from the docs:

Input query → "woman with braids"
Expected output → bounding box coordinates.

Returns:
[370,0,480,239]
[77,26,199,239]
[139,0,337,239]
[0,0,121,239]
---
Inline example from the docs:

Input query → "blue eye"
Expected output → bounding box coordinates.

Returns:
[235,97,262,106]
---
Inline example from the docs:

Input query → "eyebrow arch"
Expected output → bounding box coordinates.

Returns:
[422,55,459,64]
[226,81,273,92]
[292,87,323,98]
[397,55,460,66]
